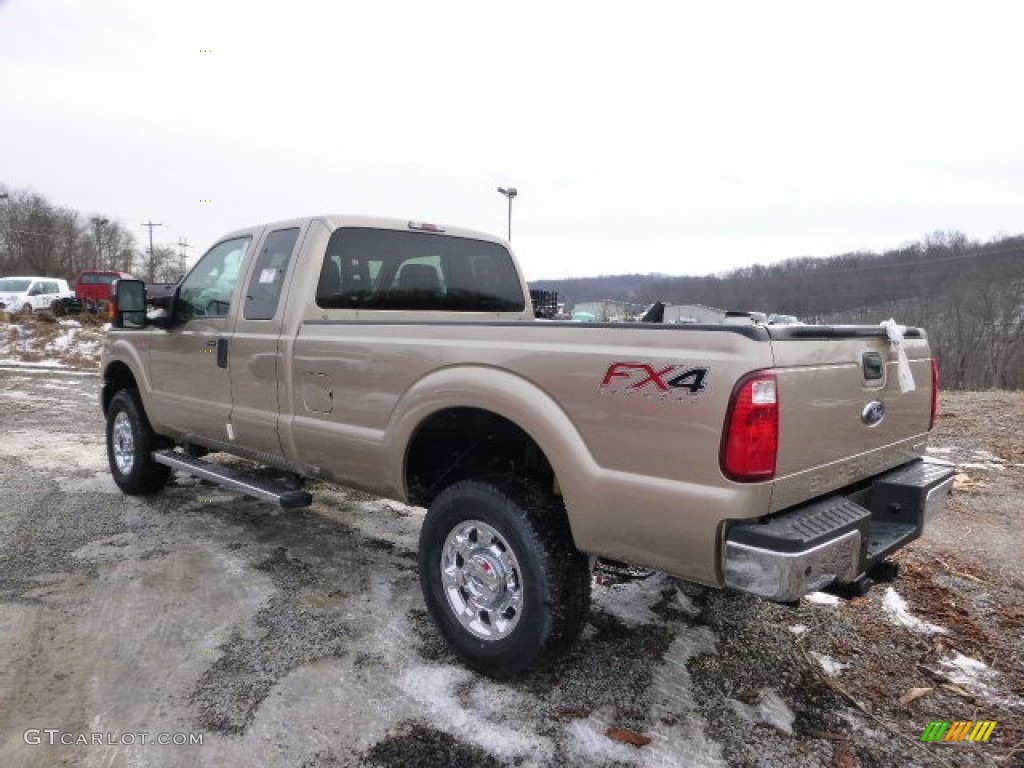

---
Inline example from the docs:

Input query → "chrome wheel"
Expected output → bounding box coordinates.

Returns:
[112,410,135,475]
[441,520,523,641]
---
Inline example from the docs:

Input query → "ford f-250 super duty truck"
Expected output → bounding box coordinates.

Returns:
[100,215,955,678]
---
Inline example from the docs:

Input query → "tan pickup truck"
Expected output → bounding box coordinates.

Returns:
[100,215,955,678]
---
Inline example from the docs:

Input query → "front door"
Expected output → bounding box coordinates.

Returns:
[148,234,257,445]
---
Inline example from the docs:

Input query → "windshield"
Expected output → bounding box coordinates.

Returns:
[80,273,121,285]
[0,279,32,292]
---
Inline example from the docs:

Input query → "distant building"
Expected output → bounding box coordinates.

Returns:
[572,300,628,322]
[662,304,726,324]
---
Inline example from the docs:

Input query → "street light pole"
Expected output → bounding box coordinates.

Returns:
[91,217,108,270]
[497,186,517,241]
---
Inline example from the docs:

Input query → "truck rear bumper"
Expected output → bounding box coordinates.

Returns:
[722,457,956,602]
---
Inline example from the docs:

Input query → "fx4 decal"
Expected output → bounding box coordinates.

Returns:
[601,362,710,399]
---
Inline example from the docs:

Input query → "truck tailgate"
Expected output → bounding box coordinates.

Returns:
[767,326,934,512]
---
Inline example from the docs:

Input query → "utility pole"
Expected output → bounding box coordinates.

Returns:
[177,238,190,278]
[141,220,162,283]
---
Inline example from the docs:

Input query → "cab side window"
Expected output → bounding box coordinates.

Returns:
[243,228,299,320]
[177,237,251,322]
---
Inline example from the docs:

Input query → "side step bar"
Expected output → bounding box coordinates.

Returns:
[153,450,312,509]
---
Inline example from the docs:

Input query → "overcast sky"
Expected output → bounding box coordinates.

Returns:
[2,0,1022,279]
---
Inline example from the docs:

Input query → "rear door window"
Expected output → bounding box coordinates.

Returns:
[243,227,300,320]
[315,228,523,312]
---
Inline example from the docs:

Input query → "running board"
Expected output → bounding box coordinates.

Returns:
[153,450,312,509]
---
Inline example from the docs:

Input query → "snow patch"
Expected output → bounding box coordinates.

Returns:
[810,651,850,676]
[939,651,998,692]
[804,591,840,606]
[565,717,643,766]
[969,449,1007,463]
[675,589,703,618]
[641,625,726,767]
[788,624,808,637]
[397,664,551,763]
[0,357,71,369]
[881,587,946,635]
[0,363,95,375]
[592,573,669,627]
[0,429,108,477]
[44,327,77,353]
[727,689,795,735]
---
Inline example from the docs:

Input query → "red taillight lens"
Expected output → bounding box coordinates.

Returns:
[929,359,939,431]
[721,372,779,482]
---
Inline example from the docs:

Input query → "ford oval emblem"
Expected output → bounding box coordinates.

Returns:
[861,400,886,426]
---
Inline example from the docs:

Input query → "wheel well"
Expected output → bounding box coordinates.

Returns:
[102,362,138,415]
[405,408,555,507]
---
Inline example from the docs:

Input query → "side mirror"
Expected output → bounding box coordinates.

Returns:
[112,279,147,329]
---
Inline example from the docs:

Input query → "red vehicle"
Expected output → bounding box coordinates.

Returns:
[74,270,135,309]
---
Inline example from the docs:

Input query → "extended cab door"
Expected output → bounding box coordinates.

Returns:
[148,234,258,444]
[226,224,306,461]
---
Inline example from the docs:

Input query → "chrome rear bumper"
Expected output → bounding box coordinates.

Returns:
[723,458,955,602]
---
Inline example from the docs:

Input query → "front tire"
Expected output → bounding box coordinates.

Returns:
[418,475,591,679]
[106,389,171,495]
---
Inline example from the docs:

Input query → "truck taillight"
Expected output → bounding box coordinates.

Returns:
[720,372,779,482]
[930,359,939,431]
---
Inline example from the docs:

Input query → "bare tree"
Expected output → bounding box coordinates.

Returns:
[137,245,177,284]
[0,185,139,280]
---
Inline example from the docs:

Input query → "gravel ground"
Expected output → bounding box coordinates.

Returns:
[0,363,1020,767]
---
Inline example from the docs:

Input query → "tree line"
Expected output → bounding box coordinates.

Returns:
[0,185,183,283]
[532,231,1024,390]
[4,184,1019,389]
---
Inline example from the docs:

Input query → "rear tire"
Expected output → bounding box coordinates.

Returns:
[106,389,171,495]
[418,475,591,679]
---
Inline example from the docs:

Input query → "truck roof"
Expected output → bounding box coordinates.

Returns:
[1,275,68,281]
[216,215,508,247]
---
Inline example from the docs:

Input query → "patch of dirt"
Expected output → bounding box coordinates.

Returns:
[364,723,505,768]
[189,594,352,734]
